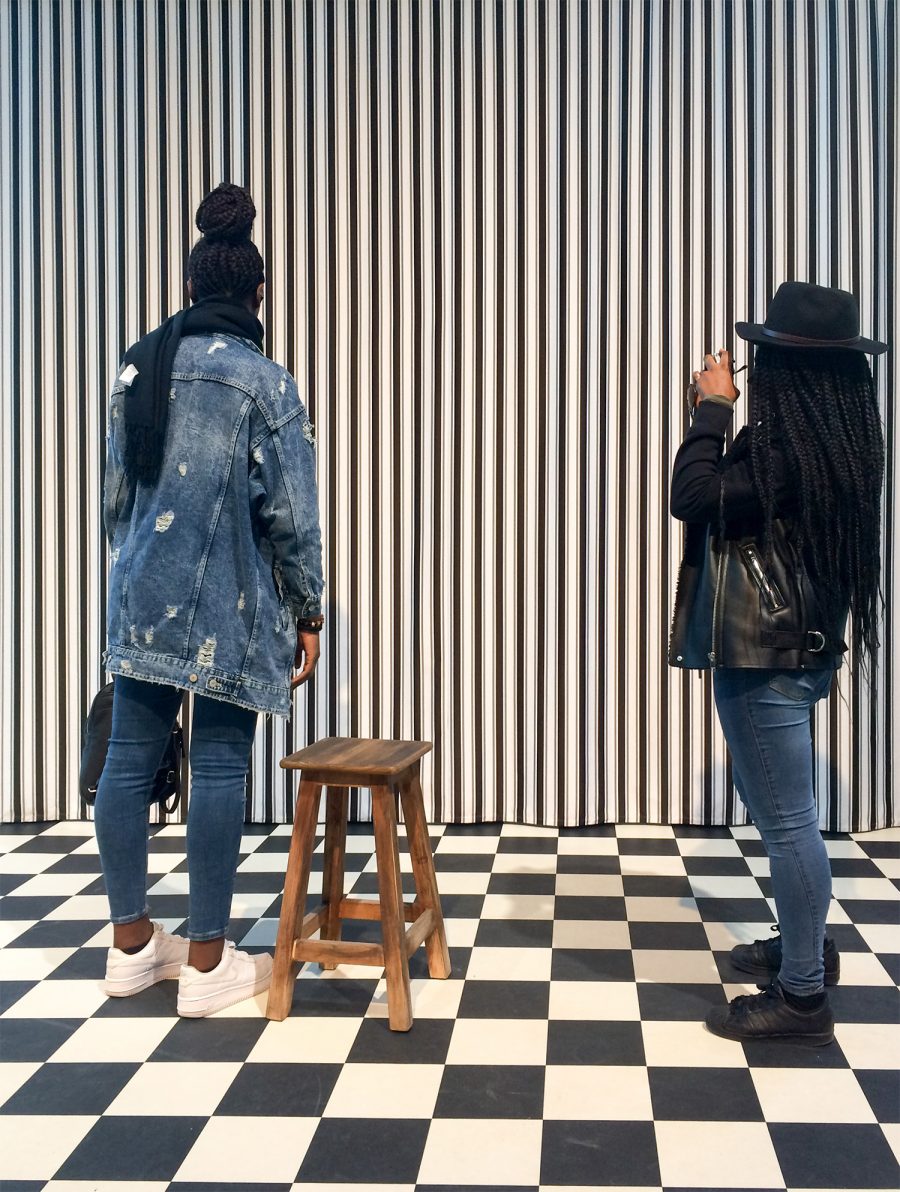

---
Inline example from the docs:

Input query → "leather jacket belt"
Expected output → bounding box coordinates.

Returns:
[759,629,846,655]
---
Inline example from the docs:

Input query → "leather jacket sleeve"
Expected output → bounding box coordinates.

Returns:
[670,400,795,523]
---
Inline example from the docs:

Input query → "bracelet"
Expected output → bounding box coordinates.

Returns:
[297,615,325,634]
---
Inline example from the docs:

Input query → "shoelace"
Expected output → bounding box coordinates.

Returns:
[730,983,781,1018]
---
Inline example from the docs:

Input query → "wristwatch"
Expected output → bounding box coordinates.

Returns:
[297,615,325,634]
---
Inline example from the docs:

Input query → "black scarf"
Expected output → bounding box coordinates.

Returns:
[121,297,265,484]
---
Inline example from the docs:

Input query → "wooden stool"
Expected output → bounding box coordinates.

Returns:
[266,737,451,1031]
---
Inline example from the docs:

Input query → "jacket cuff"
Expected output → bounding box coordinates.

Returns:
[692,398,736,428]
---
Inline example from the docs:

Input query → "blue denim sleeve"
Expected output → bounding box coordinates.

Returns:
[248,391,324,619]
[103,384,131,547]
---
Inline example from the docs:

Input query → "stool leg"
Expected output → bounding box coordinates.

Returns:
[401,765,451,979]
[266,778,322,1021]
[371,784,413,1031]
[320,785,349,970]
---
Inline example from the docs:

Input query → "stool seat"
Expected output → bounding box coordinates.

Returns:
[281,736,432,780]
[267,736,450,1032]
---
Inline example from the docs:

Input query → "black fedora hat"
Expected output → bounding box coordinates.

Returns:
[736,281,888,355]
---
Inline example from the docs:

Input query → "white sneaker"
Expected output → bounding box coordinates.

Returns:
[176,941,273,1017]
[104,922,190,996]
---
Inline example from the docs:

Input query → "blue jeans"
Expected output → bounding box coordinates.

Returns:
[713,667,835,996]
[94,676,257,941]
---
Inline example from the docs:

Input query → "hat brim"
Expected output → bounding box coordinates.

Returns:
[735,321,888,356]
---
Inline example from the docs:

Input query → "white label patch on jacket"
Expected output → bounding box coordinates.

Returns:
[119,363,139,386]
[155,511,175,533]
[207,340,227,355]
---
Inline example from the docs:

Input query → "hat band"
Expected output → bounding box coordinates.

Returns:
[761,326,862,347]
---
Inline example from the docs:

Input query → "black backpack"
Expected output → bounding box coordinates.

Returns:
[80,680,184,814]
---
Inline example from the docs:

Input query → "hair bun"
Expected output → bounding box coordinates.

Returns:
[195,182,256,244]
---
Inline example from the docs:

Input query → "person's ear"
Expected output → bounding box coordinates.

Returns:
[186,277,195,303]
[255,282,265,308]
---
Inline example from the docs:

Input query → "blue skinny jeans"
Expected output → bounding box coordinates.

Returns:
[94,676,257,941]
[713,667,835,996]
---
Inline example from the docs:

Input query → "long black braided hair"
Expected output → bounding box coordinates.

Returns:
[187,182,265,300]
[747,344,885,664]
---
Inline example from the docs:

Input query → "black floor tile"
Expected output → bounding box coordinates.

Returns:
[829,858,885,878]
[827,984,900,1023]
[623,875,694,898]
[214,1061,341,1116]
[0,894,68,918]
[557,824,616,836]
[648,1065,764,1121]
[474,918,554,948]
[637,982,728,1021]
[736,838,769,856]
[0,873,32,894]
[550,948,635,981]
[547,1020,645,1065]
[695,897,774,922]
[769,1122,900,1188]
[43,855,102,874]
[554,895,627,921]
[497,837,558,855]
[836,899,900,924]
[457,980,550,1019]
[855,840,900,859]
[441,822,502,836]
[288,977,380,1017]
[856,1068,900,1123]
[682,856,753,876]
[617,837,679,856]
[55,1115,205,1181]
[350,871,419,896]
[231,871,288,892]
[0,1017,83,1061]
[92,979,179,1017]
[434,1064,545,1118]
[487,872,555,895]
[556,853,621,874]
[297,1117,429,1182]
[0,980,37,1013]
[11,919,103,948]
[673,824,735,838]
[11,835,91,853]
[741,1036,850,1068]
[827,922,873,951]
[875,952,900,983]
[3,1061,140,1115]
[147,835,190,853]
[408,945,470,980]
[431,894,486,918]
[629,921,711,950]
[433,851,495,872]
[346,1017,453,1064]
[148,1018,266,1062]
[541,1119,660,1185]
[44,947,107,980]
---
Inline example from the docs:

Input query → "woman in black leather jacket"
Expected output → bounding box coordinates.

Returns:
[669,281,886,1046]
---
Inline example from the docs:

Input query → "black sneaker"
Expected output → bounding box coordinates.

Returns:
[729,925,840,986]
[705,982,834,1046]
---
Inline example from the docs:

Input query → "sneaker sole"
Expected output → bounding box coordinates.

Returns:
[104,961,185,997]
[176,972,273,1018]
[730,959,840,986]
[704,1018,835,1047]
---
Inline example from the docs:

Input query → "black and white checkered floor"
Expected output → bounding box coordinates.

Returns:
[1,819,898,1191]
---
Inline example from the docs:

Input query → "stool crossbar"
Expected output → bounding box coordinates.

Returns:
[266,737,450,1031]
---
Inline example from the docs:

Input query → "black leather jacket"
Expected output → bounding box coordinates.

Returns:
[668,400,846,671]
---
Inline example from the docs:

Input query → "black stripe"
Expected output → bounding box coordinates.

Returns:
[473,0,486,821]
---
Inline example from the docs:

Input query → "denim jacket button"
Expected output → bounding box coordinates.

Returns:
[189,673,198,683]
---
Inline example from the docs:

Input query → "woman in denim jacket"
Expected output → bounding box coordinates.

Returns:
[95,184,324,1017]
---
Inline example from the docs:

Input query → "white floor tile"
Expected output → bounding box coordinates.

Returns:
[633,949,721,984]
[231,891,295,918]
[247,1015,362,1064]
[174,1115,318,1183]
[834,1023,900,1070]
[616,824,675,839]
[447,1018,549,1066]
[548,980,640,1021]
[853,828,900,841]
[146,872,189,895]
[10,872,97,896]
[654,1120,784,1188]
[366,978,464,1020]
[730,826,762,840]
[465,946,553,981]
[751,1068,877,1123]
[555,873,624,897]
[238,833,268,853]
[544,1064,653,1119]
[0,947,76,981]
[855,922,900,953]
[2,979,109,1020]
[0,833,37,851]
[418,1118,543,1185]
[0,851,65,874]
[625,896,700,922]
[44,896,111,921]
[880,1122,900,1167]
[146,852,186,874]
[425,871,491,894]
[872,857,900,879]
[557,835,619,856]
[435,835,501,854]
[676,837,743,858]
[688,875,765,900]
[552,920,632,950]
[71,838,100,854]
[106,1061,242,1115]
[0,919,37,947]
[832,876,900,900]
[502,823,559,837]
[206,989,271,1018]
[442,916,480,947]
[0,1114,97,1180]
[343,834,375,852]
[235,850,292,873]
[45,1182,169,1191]
[838,950,898,985]
[619,855,687,877]
[744,855,771,877]
[0,1060,41,1107]
[323,1061,444,1117]
[641,1020,749,1068]
[825,899,852,924]
[153,824,188,836]
[703,922,777,950]
[491,852,558,874]
[481,893,555,920]
[824,839,868,858]
[50,1016,176,1062]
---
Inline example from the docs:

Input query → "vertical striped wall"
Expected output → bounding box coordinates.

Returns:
[1,0,896,829]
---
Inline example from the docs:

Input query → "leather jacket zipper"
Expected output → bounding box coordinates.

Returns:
[709,544,728,667]
[740,543,786,612]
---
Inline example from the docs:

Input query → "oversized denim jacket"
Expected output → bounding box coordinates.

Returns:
[103,332,324,717]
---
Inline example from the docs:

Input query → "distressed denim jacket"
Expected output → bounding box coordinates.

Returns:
[103,332,324,717]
